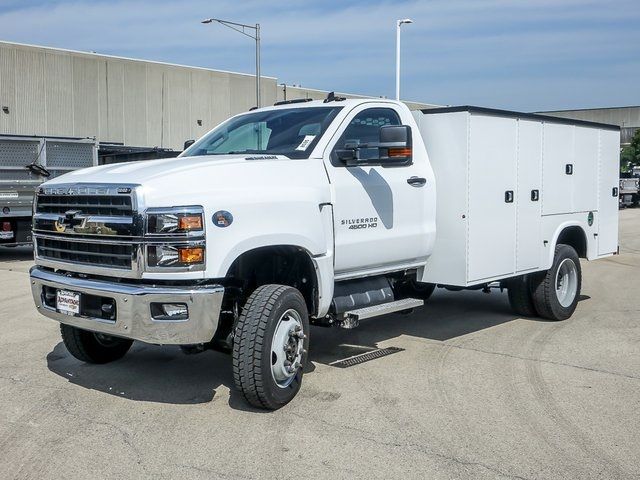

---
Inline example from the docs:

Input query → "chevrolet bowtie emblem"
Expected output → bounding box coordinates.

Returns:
[54,210,84,233]
[53,220,67,233]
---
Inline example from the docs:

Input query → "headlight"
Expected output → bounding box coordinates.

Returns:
[147,244,205,267]
[147,207,204,234]
[145,206,206,271]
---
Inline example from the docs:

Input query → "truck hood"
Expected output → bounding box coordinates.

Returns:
[42,154,330,207]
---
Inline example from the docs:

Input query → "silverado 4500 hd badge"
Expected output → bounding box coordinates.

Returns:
[341,217,378,230]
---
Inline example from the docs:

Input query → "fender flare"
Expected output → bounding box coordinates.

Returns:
[219,236,334,318]
[546,221,591,268]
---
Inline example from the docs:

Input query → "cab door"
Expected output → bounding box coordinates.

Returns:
[323,104,434,278]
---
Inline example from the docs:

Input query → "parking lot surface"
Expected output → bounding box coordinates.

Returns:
[0,209,639,480]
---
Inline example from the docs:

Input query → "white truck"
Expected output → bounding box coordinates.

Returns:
[29,96,620,409]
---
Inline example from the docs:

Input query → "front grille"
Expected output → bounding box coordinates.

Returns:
[33,184,139,274]
[37,237,134,269]
[36,194,133,217]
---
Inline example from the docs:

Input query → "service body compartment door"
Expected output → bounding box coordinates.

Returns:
[542,123,574,215]
[597,129,620,256]
[516,120,543,272]
[467,115,517,282]
[573,126,599,212]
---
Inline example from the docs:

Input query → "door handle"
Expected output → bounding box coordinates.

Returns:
[531,189,539,201]
[407,176,426,187]
[505,190,514,203]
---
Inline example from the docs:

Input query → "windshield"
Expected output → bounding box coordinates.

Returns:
[184,106,343,159]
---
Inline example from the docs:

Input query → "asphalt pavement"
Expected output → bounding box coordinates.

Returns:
[0,209,639,479]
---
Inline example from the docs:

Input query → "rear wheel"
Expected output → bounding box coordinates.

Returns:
[232,285,309,410]
[506,275,537,317]
[60,324,133,364]
[530,244,582,321]
[396,279,436,301]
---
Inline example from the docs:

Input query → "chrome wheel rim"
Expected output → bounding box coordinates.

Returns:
[555,258,578,308]
[271,309,305,388]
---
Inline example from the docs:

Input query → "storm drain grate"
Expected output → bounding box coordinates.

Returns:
[329,347,404,368]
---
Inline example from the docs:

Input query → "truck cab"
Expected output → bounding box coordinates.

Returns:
[29,96,620,409]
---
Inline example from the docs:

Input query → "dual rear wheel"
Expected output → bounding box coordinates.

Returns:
[507,244,582,321]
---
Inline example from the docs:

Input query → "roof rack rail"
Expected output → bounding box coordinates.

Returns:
[323,91,346,103]
[273,98,314,106]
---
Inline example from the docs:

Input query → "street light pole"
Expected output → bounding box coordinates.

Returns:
[395,18,413,101]
[255,23,260,108]
[202,18,261,108]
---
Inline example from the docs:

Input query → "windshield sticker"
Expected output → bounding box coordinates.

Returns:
[295,135,316,151]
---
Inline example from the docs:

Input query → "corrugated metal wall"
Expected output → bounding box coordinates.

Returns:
[0,42,437,151]
[0,42,277,150]
[539,106,640,145]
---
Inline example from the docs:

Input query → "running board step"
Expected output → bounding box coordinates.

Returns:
[341,298,423,328]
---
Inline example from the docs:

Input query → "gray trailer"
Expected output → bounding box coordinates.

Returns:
[0,135,97,246]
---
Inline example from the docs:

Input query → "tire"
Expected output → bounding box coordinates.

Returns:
[530,244,582,321]
[396,279,436,301]
[60,324,133,364]
[233,285,310,410]
[506,275,537,317]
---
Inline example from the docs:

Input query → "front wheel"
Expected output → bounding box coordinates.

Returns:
[232,285,310,410]
[60,324,133,364]
[530,244,582,321]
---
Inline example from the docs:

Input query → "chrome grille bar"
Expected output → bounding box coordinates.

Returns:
[33,183,142,276]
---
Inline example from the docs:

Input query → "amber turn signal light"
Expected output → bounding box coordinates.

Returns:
[388,147,412,157]
[178,215,203,231]
[178,247,204,264]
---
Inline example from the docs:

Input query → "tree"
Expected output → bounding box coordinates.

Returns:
[621,129,640,173]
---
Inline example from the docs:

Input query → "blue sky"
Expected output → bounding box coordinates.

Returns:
[0,0,638,111]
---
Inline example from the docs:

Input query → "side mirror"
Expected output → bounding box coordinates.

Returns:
[183,139,195,150]
[378,125,412,165]
[379,125,410,147]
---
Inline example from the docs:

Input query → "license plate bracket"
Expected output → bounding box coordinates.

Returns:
[56,289,81,316]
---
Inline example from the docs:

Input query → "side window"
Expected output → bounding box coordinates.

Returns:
[331,108,401,166]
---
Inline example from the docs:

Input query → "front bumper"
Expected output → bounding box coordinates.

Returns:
[30,266,224,345]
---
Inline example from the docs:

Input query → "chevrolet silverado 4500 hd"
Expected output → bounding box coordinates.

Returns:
[29,97,620,409]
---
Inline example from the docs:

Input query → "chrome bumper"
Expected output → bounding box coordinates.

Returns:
[30,266,224,345]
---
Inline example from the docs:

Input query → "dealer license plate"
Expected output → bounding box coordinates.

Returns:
[57,289,80,316]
